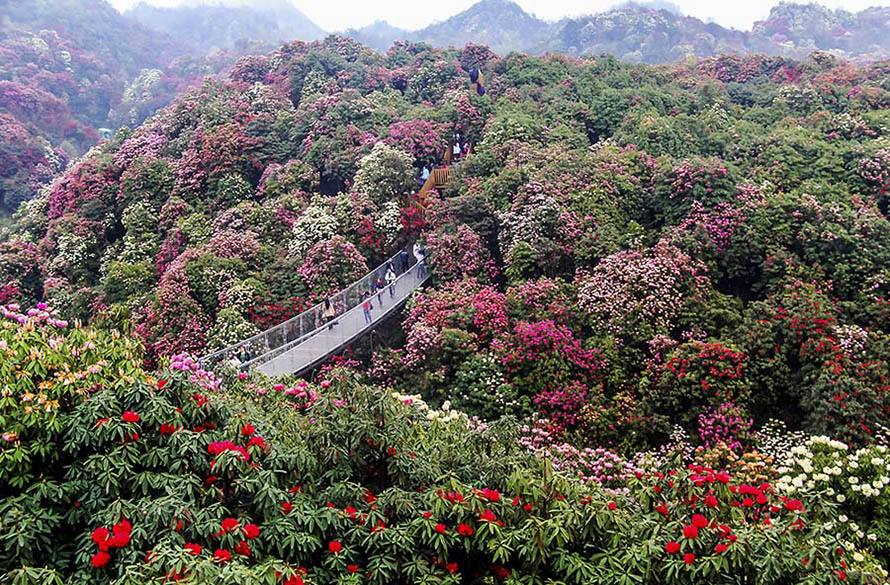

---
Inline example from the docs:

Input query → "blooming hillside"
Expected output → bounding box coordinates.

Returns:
[2,35,890,582]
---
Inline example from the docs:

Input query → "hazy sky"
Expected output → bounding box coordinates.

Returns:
[108,0,890,32]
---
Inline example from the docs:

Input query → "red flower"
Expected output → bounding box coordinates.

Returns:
[247,436,267,449]
[242,523,260,539]
[234,540,251,556]
[184,543,202,555]
[220,517,239,533]
[435,523,447,534]
[91,527,110,548]
[422,511,433,519]
[90,551,111,568]
[457,523,474,536]
[446,562,459,574]
[665,541,681,554]
[691,514,709,529]
[121,411,140,423]
[213,549,231,563]
[157,379,168,389]
[784,498,804,512]
[283,575,304,585]
[684,552,696,565]
[655,503,669,516]
[328,540,343,554]
[607,501,617,511]
[159,423,177,435]
[241,423,255,436]
[346,564,359,574]
[683,525,699,539]
[492,565,510,580]
[387,447,397,456]
[479,509,497,522]
[715,543,729,554]
[704,494,719,508]
[281,501,293,514]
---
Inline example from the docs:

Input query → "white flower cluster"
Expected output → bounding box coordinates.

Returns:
[391,391,464,423]
[777,435,890,501]
[287,200,339,259]
[374,200,402,246]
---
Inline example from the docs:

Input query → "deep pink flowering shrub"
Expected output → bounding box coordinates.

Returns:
[297,236,368,299]
[505,277,576,326]
[384,119,448,164]
[424,224,498,283]
[494,320,605,426]
[134,252,210,365]
[404,280,509,345]
[697,402,754,453]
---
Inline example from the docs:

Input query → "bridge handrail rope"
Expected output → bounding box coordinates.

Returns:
[199,244,419,369]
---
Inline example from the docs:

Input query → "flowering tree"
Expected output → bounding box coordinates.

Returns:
[298,236,368,299]
[351,142,416,206]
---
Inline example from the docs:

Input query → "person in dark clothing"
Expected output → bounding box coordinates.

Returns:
[375,276,386,304]
[398,249,410,274]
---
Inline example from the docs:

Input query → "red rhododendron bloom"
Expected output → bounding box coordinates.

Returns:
[220,517,239,533]
[109,530,130,548]
[184,543,201,555]
[346,564,359,574]
[91,527,110,547]
[479,509,497,522]
[684,553,696,565]
[247,436,267,449]
[607,501,617,511]
[157,378,168,389]
[241,423,255,436]
[655,503,669,516]
[784,498,804,512]
[121,411,140,423]
[159,423,177,435]
[387,447,397,456]
[683,525,699,539]
[213,549,231,563]
[91,551,111,568]
[328,540,343,554]
[242,523,260,539]
[283,575,304,585]
[715,543,729,554]
[492,566,510,580]
[704,495,719,508]
[435,523,447,534]
[665,541,681,554]
[691,514,709,529]
[457,523,474,536]
[234,540,251,556]
[281,501,293,514]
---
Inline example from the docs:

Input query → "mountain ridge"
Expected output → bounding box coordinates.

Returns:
[341,0,890,62]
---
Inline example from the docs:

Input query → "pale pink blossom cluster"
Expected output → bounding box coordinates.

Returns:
[1,302,68,328]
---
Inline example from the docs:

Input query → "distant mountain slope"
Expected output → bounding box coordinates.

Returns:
[125,0,326,54]
[342,0,890,63]
[750,2,890,59]
[547,5,748,62]
[0,0,182,74]
[412,0,551,54]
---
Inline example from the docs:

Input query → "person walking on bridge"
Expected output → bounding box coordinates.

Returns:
[323,298,336,329]
[385,264,396,298]
[360,291,373,325]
